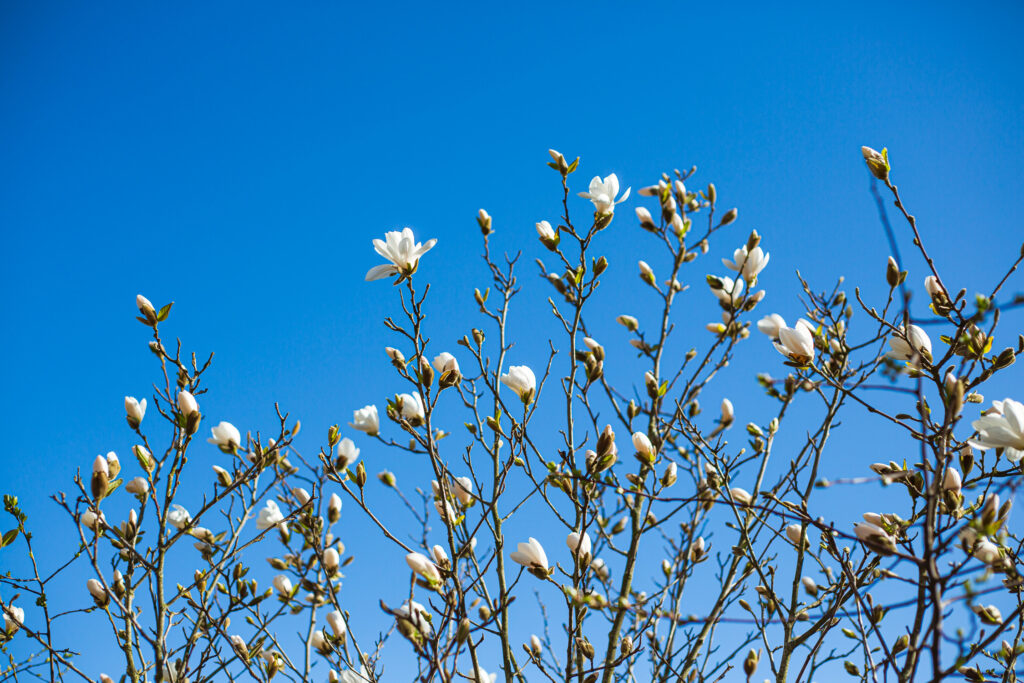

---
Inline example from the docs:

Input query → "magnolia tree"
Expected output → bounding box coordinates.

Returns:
[3,148,1024,683]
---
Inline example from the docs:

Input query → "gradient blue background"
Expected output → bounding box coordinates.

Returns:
[3,1,1024,680]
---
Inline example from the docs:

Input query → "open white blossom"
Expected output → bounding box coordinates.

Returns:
[722,244,770,281]
[255,500,285,530]
[887,324,932,363]
[208,421,241,453]
[578,173,630,214]
[349,405,379,436]
[510,537,549,573]
[365,228,437,281]
[773,322,815,365]
[709,276,744,306]
[500,365,536,404]
[970,398,1024,462]
[757,313,786,339]
[167,504,191,530]
[397,392,425,421]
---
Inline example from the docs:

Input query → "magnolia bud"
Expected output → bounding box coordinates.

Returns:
[477,209,493,235]
[862,146,890,181]
[87,578,108,606]
[136,294,157,324]
[328,493,342,524]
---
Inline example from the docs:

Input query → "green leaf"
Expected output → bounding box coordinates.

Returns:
[157,302,174,322]
[1,528,17,547]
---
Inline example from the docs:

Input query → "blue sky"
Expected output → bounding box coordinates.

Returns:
[2,1,1024,679]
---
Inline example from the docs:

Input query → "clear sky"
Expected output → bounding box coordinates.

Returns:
[2,1,1024,680]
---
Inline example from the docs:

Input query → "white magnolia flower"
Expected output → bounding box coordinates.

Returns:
[124,396,147,428]
[566,531,592,560]
[773,323,815,365]
[887,324,932,363]
[635,206,655,227]
[431,544,449,566]
[162,663,189,683]
[590,557,610,581]
[208,421,241,452]
[136,294,156,318]
[578,174,630,214]
[177,390,199,416]
[125,477,149,495]
[326,609,348,638]
[272,574,293,597]
[406,552,442,586]
[337,667,369,683]
[167,504,191,530]
[632,432,655,458]
[310,630,330,654]
[397,392,425,421]
[81,508,105,531]
[638,260,655,284]
[471,666,497,683]
[500,365,536,404]
[786,523,807,548]
[256,500,285,530]
[970,399,1024,462]
[432,352,459,374]
[87,578,107,602]
[322,547,340,572]
[709,276,744,306]
[529,634,543,656]
[757,313,786,339]
[510,537,549,573]
[729,487,753,506]
[617,314,639,331]
[349,405,380,436]
[397,599,433,637]
[336,437,360,469]
[3,605,24,635]
[536,220,556,240]
[943,467,962,495]
[453,476,474,506]
[973,603,1003,625]
[973,539,1001,564]
[365,228,437,281]
[328,493,343,523]
[720,398,734,425]
[853,522,897,555]
[293,487,311,505]
[723,245,770,281]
